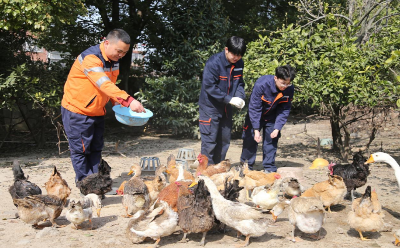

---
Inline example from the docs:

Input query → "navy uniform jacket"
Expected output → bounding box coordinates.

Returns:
[247,75,294,131]
[198,51,245,118]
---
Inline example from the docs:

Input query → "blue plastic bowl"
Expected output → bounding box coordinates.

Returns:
[112,105,153,126]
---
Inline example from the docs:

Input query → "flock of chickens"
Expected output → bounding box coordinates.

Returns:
[8,151,400,247]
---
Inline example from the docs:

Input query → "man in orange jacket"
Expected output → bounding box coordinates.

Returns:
[61,29,145,183]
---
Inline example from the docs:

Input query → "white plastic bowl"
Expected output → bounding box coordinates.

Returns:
[112,105,153,126]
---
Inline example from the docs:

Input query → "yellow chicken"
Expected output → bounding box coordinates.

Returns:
[301,174,347,213]
[348,186,384,240]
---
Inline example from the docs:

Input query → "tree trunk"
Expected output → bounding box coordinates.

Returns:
[330,108,343,153]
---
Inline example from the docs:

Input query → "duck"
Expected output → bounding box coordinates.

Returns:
[9,160,42,201]
[288,196,326,242]
[144,164,167,205]
[280,177,304,198]
[176,179,215,246]
[13,194,64,228]
[270,199,290,222]
[126,200,178,247]
[77,159,113,196]
[348,186,384,240]
[365,152,400,190]
[251,183,280,210]
[394,229,400,246]
[196,175,272,247]
[80,193,102,217]
[44,166,71,205]
[66,200,93,230]
[122,163,150,217]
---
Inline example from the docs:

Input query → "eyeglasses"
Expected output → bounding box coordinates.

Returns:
[279,82,292,88]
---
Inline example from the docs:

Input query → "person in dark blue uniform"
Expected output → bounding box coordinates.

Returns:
[240,65,296,173]
[198,36,246,165]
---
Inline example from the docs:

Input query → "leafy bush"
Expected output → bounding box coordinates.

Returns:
[137,76,201,137]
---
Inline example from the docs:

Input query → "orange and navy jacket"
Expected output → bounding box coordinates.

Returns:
[198,50,245,118]
[247,75,294,131]
[61,42,132,116]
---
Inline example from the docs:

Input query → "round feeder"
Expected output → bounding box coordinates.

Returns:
[176,148,196,168]
[140,157,160,176]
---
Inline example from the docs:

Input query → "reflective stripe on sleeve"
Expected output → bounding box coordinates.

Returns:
[112,65,119,71]
[95,76,110,87]
[84,67,105,75]
[78,54,83,64]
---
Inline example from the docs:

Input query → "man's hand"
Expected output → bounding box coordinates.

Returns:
[270,129,279,139]
[129,99,146,113]
[229,97,245,109]
[254,130,262,143]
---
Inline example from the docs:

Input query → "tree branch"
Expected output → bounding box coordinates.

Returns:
[355,0,390,27]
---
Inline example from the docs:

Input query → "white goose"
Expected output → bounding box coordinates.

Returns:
[197,175,271,247]
[365,152,400,190]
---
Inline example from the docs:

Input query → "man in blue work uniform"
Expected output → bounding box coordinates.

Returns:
[198,36,246,165]
[240,65,296,173]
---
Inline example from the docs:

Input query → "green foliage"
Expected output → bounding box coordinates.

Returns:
[145,0,229,80]
[136,76,201,137]
[242,21,399,156]
[0,0,86,31]
[0,61,68,111]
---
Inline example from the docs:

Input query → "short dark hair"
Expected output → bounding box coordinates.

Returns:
[275,64,296,81]
[106,29,131,44]
[226,36,246,56]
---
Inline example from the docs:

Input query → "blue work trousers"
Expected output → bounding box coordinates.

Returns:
[240,123,280,172]
[61,106,104,182]
[199,112,232,165]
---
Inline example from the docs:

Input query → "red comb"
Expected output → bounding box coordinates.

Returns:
[274,174,281,179]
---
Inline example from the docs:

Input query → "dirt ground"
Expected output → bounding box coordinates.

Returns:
[0,117,399,248]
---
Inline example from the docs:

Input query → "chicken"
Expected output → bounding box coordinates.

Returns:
[166,154,194,183]
[66,200,93,230]
[116,181,127,195]
[13,195,64,228]
[251,183,280,210]
[280,177,304,198]
[122,163,150,217]
[348,186,384,240]
[209,168,236,189]
[288,196,326,242]
[144,165,167,205]
[197,175,272,247]
[240,162,281,200]
[44,166,71,205]
[157,163,193,212]
[77,159,113,196]
[176,179,215,246]
[329,151,369,200]
[195,154,231,177]
[301,174,347,213]
[9,160,42,201]
[126,201,178,247]
[80,193,102,217]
